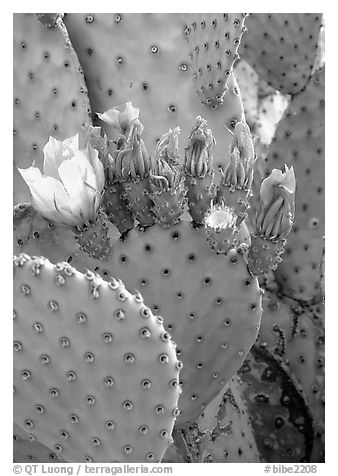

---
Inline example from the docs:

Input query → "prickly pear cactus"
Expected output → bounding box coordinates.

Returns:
[13,12,324,464]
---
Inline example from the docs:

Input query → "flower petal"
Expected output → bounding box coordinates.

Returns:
[43,137,66,179]
[62,134,79,156]
[260,168,285,206]
[58,157,96,222]
[84,143,105,192]
[97,108,121,128]
[120,102,140,130]
[18,165,43,185]
[97,102,139,131]
[22,171,79,227]
[282,165,296,194]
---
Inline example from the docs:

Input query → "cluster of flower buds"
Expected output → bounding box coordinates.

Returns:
[18,100,297,271]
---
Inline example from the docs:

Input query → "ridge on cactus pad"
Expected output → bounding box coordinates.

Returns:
[13,254,181,463]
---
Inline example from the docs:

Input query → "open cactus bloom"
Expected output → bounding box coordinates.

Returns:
[150,128,183,191]
[114,119,151,180]
[256,165,296,240]
[97,101,140,134]
[205,202,237,231]
[184,116,216,177]
[18,134,105,229]
[222,121,256,190]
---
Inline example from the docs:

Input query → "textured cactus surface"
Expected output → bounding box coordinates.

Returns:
[14,254,180,463]
[239,344,315,463]
[241,13,322,95]
[185,13,247,107]
[13,12,324,464]
[104,222,262,426]
[14,423,65,463]
[256,290,325,461]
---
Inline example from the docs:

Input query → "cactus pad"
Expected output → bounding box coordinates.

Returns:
[98,221,263,427]
[241,13,322,95]
[14,423,65,463]
[185,13,247,108]
[13,254,180,462]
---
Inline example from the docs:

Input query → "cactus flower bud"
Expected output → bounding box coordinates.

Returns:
[18,134,104,229]
[151,128,182,190]
[151,160,182,191]
[153,127,180,167]
[149,128,186,226]
[114,119,151,180]
[184,116,215,177]
[97,101,140,133]
[223,120,256,190]
[256,165,296,240]
[231,121,255,163]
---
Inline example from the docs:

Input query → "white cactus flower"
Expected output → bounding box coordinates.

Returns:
[18,134,105,228]
[97,102,140,133]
